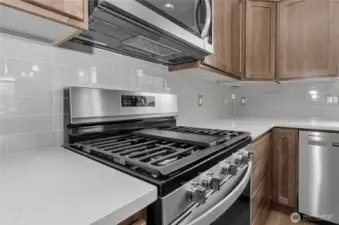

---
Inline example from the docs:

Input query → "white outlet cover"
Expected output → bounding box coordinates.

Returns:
[327,96,333,104]
[333,96,338,104]
[198,95,203,107]
[241,97,247,105]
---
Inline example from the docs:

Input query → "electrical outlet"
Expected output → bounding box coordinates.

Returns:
[241,97,247,105]
[198,95,203,107]
[327,96,333,104]
[334,96,339,104]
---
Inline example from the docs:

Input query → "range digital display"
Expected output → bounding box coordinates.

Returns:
[121,95,155,107]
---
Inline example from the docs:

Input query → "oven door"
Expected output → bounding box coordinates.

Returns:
[171,162,252,225]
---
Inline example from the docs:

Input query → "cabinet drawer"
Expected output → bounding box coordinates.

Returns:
[252,153,268,195]
[252,132,271,166]
[251,176,268,222]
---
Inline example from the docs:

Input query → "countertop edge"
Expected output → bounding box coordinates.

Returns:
[93,186,157,225]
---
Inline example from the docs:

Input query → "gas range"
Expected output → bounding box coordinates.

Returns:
[64,87,252,225]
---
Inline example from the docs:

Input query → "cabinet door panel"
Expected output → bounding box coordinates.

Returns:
[203,0,245,78]
[329,0,339,76]
[272,128,298,208]
[251,176,269,223]
[23,0,84,21]
[277,0,330,79]
[245,1,276,80]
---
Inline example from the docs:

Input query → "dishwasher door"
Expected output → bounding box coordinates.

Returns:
[299,131,339,224]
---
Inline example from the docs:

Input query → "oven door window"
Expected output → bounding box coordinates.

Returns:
[136,0,211,38]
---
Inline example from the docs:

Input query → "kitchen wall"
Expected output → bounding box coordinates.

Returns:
[0,34,233,154]
[234,81,339,119]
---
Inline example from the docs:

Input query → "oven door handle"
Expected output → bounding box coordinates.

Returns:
[186,162,252,225]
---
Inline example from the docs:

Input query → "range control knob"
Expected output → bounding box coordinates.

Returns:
[187,184,206,204]
[202,173,221,191]
[234,153,249,165]
[221,162,237,175]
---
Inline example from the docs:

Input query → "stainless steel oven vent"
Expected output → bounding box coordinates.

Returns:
[121,35,181,57]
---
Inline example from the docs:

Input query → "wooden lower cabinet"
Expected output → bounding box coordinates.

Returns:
[251,131,272,225]
[272,128,298,209]
[119,209,147,225]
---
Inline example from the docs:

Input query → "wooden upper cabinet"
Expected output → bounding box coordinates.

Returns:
[272,128,298,209]
[245,1,276,80]
[277,0,339,80]
[0,0,88,46]
[203,0,245,78]
[22,0,84,21]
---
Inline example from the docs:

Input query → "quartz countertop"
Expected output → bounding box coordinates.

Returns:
[179,117,339,141]
[0,147,157,225]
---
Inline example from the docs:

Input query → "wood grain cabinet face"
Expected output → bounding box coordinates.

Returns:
[22,0,85,21]
[251,132,271,225]
[272,128,298,209]
[203,0,245,78]
[245,1,276,80]
[277,0,339,80]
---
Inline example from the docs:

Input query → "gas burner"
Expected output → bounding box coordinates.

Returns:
[70,126,248,177]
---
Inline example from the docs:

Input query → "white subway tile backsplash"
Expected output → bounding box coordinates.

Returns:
[4,57,52,77]
[1,35,52,62]
[0,96,6,116]
[0,115,53,135]
[53,114,64,131]
[235,81,339,119]
[7,97,53,116]
[0,34,233,154]
[0,34,3,55]
[53,97,66,114]
[6,131,57,153]
[4,75,53,97]
[0,136,6,154]
[0,56,4,74]
[55,130,64,146]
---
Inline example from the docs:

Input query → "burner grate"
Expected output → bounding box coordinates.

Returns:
[71,126,248,176]
[163,126,242,139]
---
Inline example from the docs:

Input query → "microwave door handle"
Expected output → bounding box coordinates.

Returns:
[186,162,252,225]
[194,0,202,34]
[200,0,212,38]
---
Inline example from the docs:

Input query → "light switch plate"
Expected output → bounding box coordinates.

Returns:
[333,96,339,104]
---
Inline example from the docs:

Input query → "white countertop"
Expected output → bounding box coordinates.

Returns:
[0,147,157,225]
[180,117,339,140]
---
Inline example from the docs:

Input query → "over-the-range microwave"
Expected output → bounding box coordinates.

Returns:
[71,0,214,65]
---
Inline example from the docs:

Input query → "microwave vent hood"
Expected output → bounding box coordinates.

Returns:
[71,0,212,65]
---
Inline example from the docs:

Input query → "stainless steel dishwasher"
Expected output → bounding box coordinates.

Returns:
[299,131,339,224]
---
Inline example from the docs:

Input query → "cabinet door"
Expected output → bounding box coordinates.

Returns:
[277,0,334,79]
[272,128,298,208]
[329,0,339,76]
[245,1,276,80]
[22,0,84,21]
[203,0,245,78]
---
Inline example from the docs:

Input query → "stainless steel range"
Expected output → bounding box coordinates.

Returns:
[64,87,252,225]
